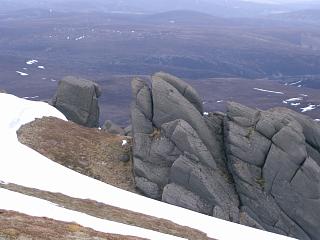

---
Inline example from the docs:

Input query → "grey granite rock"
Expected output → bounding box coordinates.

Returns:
[225,102,320,239]
[162,183,212,214]
[151,75,225,168]
[131,73,320,240]
[152,72,203,113]
[52,76,101,127]
[135,177,162,199]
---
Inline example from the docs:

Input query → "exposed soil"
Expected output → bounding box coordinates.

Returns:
[0,210,145,240]
[17,117,136,193]
[0,183,213,240]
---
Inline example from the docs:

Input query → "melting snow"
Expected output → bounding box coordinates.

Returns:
[300,94,308,97]
[217,100,224,103]
[0,93,295,240]
[16,71,28,76]
[26,60,38,65]
[253,88,284,95]
[301,105,316,113]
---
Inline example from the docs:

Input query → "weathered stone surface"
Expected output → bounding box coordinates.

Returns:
[151,75,225,168]
[102,120,125,135]
[124,124,132,136]
[131,73,320,240]
[52,76,101,127]
[225,102,320,239]
[135,177,162,199]
[162,119,217,169]
[152,72,203,113]
[162,183,212,214]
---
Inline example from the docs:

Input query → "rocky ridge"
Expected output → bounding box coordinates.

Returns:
[131,72,320,240]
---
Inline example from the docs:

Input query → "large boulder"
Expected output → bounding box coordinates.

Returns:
[52,76,101,128]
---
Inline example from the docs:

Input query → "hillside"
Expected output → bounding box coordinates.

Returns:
[0,92,294,240]
[1,10,320,125]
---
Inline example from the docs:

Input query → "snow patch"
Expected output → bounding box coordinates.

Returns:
[253,88,284,95]
[38,66,45,69]
[290,103,301,106]
[285,97,303,102]
[203,112,209,116]
[26,60,38,65]
[122,140,128,146]
[23,96,39,100]
[289,80,302,86]
[301,105,316,113]
[75,36,85,41]
[16,71,28,76]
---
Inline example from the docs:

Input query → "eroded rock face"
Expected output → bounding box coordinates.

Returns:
[131,72,320,240]
[131,73,239,222]
[225,103,320,239]
[52,76,101,128]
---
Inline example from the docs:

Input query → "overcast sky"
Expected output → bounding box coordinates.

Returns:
[243,0,315,3]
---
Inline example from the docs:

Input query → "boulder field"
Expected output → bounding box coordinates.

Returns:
[131,72,320,240]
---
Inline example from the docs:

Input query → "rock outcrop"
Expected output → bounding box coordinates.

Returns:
[225,103,320,239]
[131,72,239,221]
[52,76,101,128]
[131,72,320,240]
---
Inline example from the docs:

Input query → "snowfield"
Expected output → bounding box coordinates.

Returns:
[0,93,295,240]
[0,188,183,240]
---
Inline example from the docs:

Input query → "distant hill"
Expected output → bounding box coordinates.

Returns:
[270,9,320,24]
[1,0,318,18]
[144,10,228,25]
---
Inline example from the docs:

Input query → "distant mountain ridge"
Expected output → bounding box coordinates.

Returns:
[1,0,320,17]
[270,9,320,24]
